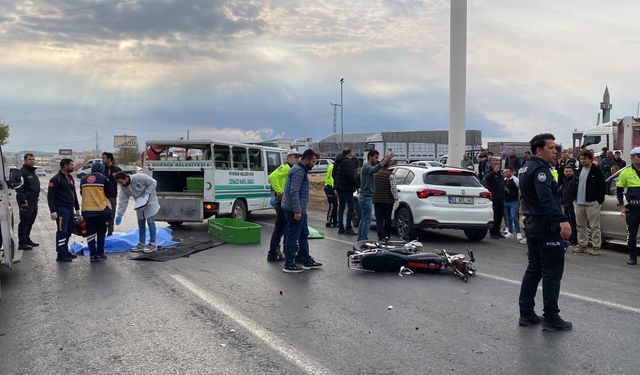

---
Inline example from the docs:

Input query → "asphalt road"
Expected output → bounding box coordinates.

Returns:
[1,194,639,374]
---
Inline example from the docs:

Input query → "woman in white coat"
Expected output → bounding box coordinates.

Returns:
[114,171,160,252]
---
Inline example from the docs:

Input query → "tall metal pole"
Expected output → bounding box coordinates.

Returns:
[340,78,344,150]
[448,0,467,168]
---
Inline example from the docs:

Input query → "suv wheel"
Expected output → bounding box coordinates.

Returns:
[396,206,417,241]
[464,228,487,241]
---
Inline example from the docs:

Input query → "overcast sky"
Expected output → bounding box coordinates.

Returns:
[2,0,639,153]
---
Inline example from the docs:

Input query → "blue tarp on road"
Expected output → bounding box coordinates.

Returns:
[69,227,179,255]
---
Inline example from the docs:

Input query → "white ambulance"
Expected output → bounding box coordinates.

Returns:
[142,140,287,225]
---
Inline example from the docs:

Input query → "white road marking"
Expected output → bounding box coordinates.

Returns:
[479,273,640,315]
[257,220,640,315]
[170,274,334,375]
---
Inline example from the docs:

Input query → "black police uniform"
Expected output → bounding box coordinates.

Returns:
[518,156,569,323]
[16,164,41,248]
[47,171,80,260]
[615,165,640,265]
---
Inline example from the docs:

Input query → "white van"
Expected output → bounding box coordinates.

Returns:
[143,140,287,225]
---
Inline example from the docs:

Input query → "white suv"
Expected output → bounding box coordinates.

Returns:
[355,165,493,241]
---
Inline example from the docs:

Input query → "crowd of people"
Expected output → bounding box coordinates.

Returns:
[16,152,159,263]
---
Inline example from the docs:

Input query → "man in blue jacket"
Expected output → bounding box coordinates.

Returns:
[47,159,80,262]
[281,149,323,273]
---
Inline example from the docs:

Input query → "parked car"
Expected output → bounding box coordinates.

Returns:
[354,165,493,241]
[310,159,333,174]
[76,158,103,179]
[34,167,46,177]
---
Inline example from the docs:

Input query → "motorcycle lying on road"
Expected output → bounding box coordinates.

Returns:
[347,239,476,282]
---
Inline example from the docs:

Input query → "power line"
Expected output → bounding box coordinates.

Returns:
[0,1,130,22]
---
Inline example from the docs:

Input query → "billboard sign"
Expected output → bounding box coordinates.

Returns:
[58,149,73,156]
[114,135,139,149]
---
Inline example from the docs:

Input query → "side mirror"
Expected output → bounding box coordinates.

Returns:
[8,168,22,189]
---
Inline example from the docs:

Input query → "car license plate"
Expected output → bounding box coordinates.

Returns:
[449,196,474,205]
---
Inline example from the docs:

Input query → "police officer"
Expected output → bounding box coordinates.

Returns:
[616,147,640,265]
[17,153,41,250]
[47,159,80,262]
[324,161,338,228]
[266,149,302,262]
[518,133,573,332]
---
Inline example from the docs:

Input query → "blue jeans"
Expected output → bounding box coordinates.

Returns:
[138,215,157,244]
[503,201,520,234]
[284,212,312,267]
[357,195,373,241]
[337,190,355,231]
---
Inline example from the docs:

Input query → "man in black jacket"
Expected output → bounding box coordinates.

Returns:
[572,150,606,256]
[47,159,80,262]
[560,165,578,246]
[102,152,122,236]
[16,153,41,250]
[483,157,505,239]
[332,149,359,235]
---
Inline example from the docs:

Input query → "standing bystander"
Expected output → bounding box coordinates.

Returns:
[572,150,606,256]
[560,166,578,246]
[333,149,359,235]
[503,166,521,240]
[17,153,41,250]
[483,158,506,239]
[373,161,398,241]
[357,150,393,241]
[281,149,322,273]
[266,149,301,262]
[101,152,122,236]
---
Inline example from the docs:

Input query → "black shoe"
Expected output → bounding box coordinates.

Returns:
[18,244,33,250]
[519,313,542,326]
[66,252,78,259]
[90,255,102,263]
[542,316,573,332]
[283,264,304,273]
[56,254,73,262]
[344,230,356,236]
[325,222,332,228]
[27,240,40,247]
[267,252,284,262]
[303,260,323,270]
[99,254,108,260]
[627,259,637,265]
[338,228,345,234]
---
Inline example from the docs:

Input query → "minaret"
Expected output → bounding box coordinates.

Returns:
[600,86,612,123]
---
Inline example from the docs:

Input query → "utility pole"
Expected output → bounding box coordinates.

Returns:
[330,103,341,134]
[448,0,467,168]
[340,78,344,150]
[187,130,190,140]
[95,131,99,158]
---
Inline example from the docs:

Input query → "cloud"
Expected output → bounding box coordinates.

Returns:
[3,0,640,154]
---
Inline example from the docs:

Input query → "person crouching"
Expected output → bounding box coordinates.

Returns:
[80,162,115,262]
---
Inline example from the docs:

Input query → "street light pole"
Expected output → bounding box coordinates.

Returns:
[340,78,344,150]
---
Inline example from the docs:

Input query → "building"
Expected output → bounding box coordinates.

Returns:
[315,130,482,162]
